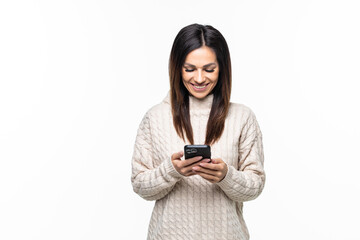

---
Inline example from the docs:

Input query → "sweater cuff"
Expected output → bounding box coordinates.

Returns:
[216,164,236,189]
[164,156,183,179]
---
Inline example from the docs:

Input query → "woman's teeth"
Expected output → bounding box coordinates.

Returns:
[191,83,208,92]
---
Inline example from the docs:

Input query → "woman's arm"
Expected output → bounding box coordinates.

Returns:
[131,111,183,201]
[215,109,265,202]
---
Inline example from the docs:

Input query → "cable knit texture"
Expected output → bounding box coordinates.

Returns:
[131,91,265,240]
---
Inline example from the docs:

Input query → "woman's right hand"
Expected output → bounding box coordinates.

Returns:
[171,151,211,176]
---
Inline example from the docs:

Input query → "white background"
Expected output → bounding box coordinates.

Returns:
[1,0,359,239]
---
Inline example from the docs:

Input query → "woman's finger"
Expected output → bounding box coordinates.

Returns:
[171,151,184,160]
[196,172,217,182]
[181,159,210,174]
[181,156,203,167]
[186,171,197,176]
[198,162,222,171]
[192,165,218,176]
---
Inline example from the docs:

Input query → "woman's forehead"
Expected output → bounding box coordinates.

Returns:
[184,46,217,66]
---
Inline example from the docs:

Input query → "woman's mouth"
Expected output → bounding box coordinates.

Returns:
[191,83,209,92]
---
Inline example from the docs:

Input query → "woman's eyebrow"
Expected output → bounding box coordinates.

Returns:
[183,63,217,68]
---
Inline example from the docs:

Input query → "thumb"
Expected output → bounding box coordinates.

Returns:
[211,158,219,164]
[172,151,184,160]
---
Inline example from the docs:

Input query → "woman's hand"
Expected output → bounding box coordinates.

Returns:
[171,151,211,177]
[192,158,228,183]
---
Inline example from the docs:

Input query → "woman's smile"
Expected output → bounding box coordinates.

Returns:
[191,83,210,91]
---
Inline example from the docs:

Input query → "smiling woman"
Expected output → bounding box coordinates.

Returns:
[131,23,265,240]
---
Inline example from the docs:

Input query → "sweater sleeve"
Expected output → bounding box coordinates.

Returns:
[131,110,184,201]
[216,108,265,202]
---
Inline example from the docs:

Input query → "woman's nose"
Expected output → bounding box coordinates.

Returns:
[194,70,205,84]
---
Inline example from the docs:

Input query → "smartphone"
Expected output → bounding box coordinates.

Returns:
[184,145,211,159]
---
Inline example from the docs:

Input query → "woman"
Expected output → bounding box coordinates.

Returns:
[131,23,265,240]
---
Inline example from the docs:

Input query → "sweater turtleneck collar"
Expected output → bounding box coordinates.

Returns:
[163,90,214,114]
[188,93,213,112]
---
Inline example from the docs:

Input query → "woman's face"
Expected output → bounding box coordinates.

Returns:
[182,46,219,99]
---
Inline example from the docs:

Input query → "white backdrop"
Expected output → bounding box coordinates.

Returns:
[1,0,359,239]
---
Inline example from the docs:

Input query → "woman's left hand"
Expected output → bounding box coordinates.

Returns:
[192,158,228,183]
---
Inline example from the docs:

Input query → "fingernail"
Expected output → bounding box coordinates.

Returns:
[193,167,198,171]
[200,163,204,166]
[197,156,203,160]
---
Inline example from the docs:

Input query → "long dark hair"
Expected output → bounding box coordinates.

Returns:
[169,23,232,145]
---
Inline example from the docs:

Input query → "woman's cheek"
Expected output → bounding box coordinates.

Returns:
[183,73,192,82]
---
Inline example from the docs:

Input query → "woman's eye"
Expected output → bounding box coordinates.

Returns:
[184,69,214,73]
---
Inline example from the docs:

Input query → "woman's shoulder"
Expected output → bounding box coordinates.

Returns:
[229,102,254,114]
[228,102,259,122]
[141,92,172,118]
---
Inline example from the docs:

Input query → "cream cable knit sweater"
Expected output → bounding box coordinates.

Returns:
[131,91,265,240]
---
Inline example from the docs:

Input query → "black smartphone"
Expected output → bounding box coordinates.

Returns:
[184,145,211,159]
